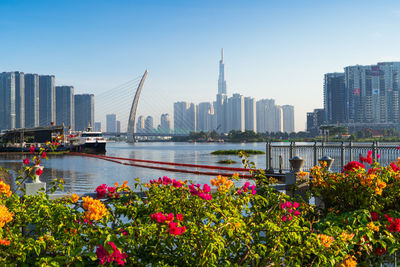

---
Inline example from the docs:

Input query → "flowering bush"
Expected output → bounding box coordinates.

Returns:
[0,152,399,265]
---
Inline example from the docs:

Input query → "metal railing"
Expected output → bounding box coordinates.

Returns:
[266,141,400,173]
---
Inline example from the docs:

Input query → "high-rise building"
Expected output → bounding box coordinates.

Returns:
[282,105,295,133]
[24,74,39,128]
[136,115,144,133]
[116,120,121,133]
[228,94,245,131]
[218,48,227,95]
[324,73,345,124]
[145,116,154,133]
[106,114,117,132]
[256,99,276,133]
[345,62,400,124]
[173,101,197,133]
[197,102,214,132]
[160,113,171,133]
[15,72,25,128]
[307,108,324,135]
[94,122,102,132]
[0,72,16,130]
[74,94,94,131]
[216,49,228,133]
[244,97,256,132]
[39,75,56,126]
[56,86,74,130]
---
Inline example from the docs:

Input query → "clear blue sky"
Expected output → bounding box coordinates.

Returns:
[2,0,400,131]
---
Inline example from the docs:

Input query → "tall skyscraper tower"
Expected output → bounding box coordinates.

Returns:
[282,105,295,133]
[244,97,256,132]
[74,94,94,131]
[106,114,117,132]
[218,48,227,94]
[24,74,39,128]
[15,72,25,129]
[39,75,56,126]
[216,48,228,133]
[56,86,74,130]
[324,73,345,124]
[0,72,16,130]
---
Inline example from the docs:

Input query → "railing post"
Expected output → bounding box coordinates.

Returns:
[289,142,293,159]
[313,141,317,166]
[340,141,345,170]
[349,141,353,162]
[265,142,270,171]
[373,141,379,161]
[266,141,274,174]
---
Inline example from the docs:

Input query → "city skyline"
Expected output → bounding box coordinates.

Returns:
[3,1,400,131]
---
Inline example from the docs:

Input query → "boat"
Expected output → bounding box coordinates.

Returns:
[69,128,106,153]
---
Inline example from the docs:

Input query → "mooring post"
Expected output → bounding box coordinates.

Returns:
[349,141,353,162]
[313,141,317,166]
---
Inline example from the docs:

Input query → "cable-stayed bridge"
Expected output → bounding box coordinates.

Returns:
[96,70,194,141]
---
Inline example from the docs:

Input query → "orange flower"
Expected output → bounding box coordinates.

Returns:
[210,175,234,192]
[71,193,79,203]
[0,238,10,246]
[367,221,379,232]
[0,180,11,197]
[338,255,357,267]
[82,197,108,221]
[340,232,354,242]
[317,234,334,248]
[0,205,13,227]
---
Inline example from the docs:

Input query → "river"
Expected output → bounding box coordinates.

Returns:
[0,142,267,194]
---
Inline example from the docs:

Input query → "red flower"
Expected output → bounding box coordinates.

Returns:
[343,161,365,172]
[375,247,387,256]
[151,212,167,223]
[35,168,43,176]
[95,184,108,198]
[370,211,379,221]
[360,151,373,164]
[390,162,400,172]
[41,152,47,158]
[176,214,183,221]
[96,245,109,265]
[172,179,183,188]
[29,146,35,154]
[23,159,29,165]
[385,214,400,232]
[168,222,186,236]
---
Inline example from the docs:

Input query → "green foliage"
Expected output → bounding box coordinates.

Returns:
[217,159,237,164]
[0,153,400,265]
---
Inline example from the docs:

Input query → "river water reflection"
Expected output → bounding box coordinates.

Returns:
[0,142,267,194]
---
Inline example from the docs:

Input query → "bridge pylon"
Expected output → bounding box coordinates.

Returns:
[127,70,149,143]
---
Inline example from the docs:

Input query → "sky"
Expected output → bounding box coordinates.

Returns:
[2,0,400,131]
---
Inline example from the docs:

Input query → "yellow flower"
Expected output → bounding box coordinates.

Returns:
[71,193,79,203]
[0,180,11,198]
[317,234,334,248]
[367,221,379,232]
[82,197,108,221]
[297,171,308,179]
[338,256,357,267]
[0,205,13,228]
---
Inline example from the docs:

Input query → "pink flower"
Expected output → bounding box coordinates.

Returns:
[293,202,299,209]
[203,184,211,193]
[282,215,287,221]
[35,168,43,176]
[29,146,35,154]
[23,159,29,165]
[96,245,109,265]
[251,189,256,195]
[280,203,286,210]
[96,184,108,198]
[243,182,250,192]
[41,152,47,158]
[237,189,242,195]
[176,214,183,221]
[285,201,292,208]
[377,154,381,159]
[168,222,186,236]
[120,229,128,236]
[165,213,174,222]
[151,212,166,223]
[172,179,183,188]
[343,161,365,172]
[288,216,293,221]
[294,210,301,217]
